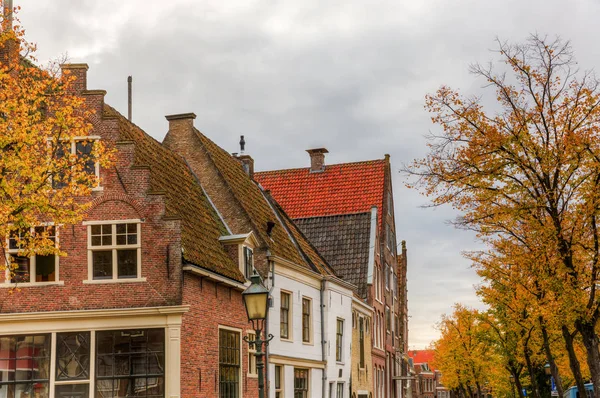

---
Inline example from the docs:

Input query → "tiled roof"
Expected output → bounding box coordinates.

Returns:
[255,159,387,227]
[195,132,335,276]
[409,350,435,368]
[103,105,244,283]
[294,213,372,297]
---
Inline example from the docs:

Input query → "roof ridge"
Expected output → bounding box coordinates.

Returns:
[255,158,387,175]
[293,211,373,221]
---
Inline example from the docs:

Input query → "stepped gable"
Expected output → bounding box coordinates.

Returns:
[195,132,335,275]
[103,104,243,283]
[294,212,371,297]
[255,159,386,227]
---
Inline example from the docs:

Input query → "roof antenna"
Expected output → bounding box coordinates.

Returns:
[240,135,245,154]
[127,76,132,122]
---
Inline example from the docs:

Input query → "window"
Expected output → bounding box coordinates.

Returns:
[52,138,100,189]
[336,319,344,362]
[218,329,240,398]
[294,368,309,398]
[387,191,393,215]
[386,307,391,334]
[275,365,283,398]
[6,226,58,284]
[337,382,344,398]
[247,332,257,376]
[0,334,50,397]
[95,329,165,397]
[302,298,312,343]
[359,318,365,369]
[243,247,254,279]
[280,292,291,340]
[87,221,141,281]
[384,264,389,291]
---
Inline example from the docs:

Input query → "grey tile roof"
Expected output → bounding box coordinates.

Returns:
[294,212,372,298]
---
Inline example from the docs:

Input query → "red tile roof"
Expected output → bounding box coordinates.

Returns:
[409,349,435,369]
[255,159,387,226]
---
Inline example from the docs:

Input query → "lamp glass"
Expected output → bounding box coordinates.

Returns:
[243,292,268,321]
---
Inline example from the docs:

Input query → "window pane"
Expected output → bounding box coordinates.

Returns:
[9,256,30,283]
[219,329,240,398]
[96,329,164,397]
[56,332,90,380]
[92,251,113,279]
[35,254,56,282]
[0,335,50,394]
[76,141,95,175]
[117,249,137,278]
[116,224,126,234]
[55,383,89,398]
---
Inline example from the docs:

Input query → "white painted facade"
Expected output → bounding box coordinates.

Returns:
[266,257,354,398]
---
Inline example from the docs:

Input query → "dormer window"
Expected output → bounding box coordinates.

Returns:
[218,232,259,281]
[243,246,254,279]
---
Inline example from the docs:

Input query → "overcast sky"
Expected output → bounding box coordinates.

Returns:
[17,0,600,349]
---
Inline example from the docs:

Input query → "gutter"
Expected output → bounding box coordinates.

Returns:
[321,279,327,398]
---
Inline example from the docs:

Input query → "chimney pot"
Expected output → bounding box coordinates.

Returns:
[306,148,328,172]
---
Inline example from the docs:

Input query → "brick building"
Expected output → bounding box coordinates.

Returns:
[255,150,409,398]
[408,350,437,398]
[162,117,356,398]
[0,61,261,397]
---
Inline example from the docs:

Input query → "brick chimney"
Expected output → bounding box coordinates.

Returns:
[60,64,89,94]
[306,148,328,173]
[239,155,254,178]
[0,0,17,68]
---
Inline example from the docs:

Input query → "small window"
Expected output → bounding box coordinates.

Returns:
[243,247,254,279]
[337,382,344,398]
[336,319,344,362]
[52,138,100,189]
[280,292,291,340]
[88,222,141,280]
[386,307,391,333]
[302,297,311,343]
[275,365,283,398]
[384,264,389,291]
[294,368,309,398]
[247,332,257,376]
[359,318,365,369]
[6,226,58,283]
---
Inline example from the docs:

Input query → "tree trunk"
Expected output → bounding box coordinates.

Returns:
[514,376,525,398]
[475,381,482,398]
[539,319,564,396]
[561,324,587,397]
[577,320,600,398]
[523,343,541,398]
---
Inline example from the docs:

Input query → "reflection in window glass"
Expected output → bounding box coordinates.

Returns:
[0,334,50,397]
[95,329,165,398]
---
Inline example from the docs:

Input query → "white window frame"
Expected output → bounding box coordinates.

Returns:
[274,365,284,398]
[280,290,293,341]
[247,330,257,377]
[83,219,145,284]
[301,296,313,344]
[50,136,103,191]
[3,224,63,287]
[336,318,344,363]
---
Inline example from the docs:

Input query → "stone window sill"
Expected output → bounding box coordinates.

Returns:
[83,277,147,284]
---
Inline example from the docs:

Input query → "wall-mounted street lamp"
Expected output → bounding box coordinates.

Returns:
[242,273,274,398]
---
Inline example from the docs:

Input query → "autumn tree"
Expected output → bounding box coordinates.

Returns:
[407,35,600,397]
[433,305,492,398]
[0,1,112,280]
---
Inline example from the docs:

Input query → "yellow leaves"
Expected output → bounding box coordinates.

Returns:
[0,6,114,260]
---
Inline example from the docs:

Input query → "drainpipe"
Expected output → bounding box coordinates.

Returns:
[321,279,327,398]
[265,257,274,397]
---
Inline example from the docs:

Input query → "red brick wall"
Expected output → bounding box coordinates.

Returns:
[0,65,183,313]
[181,273,259,398]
